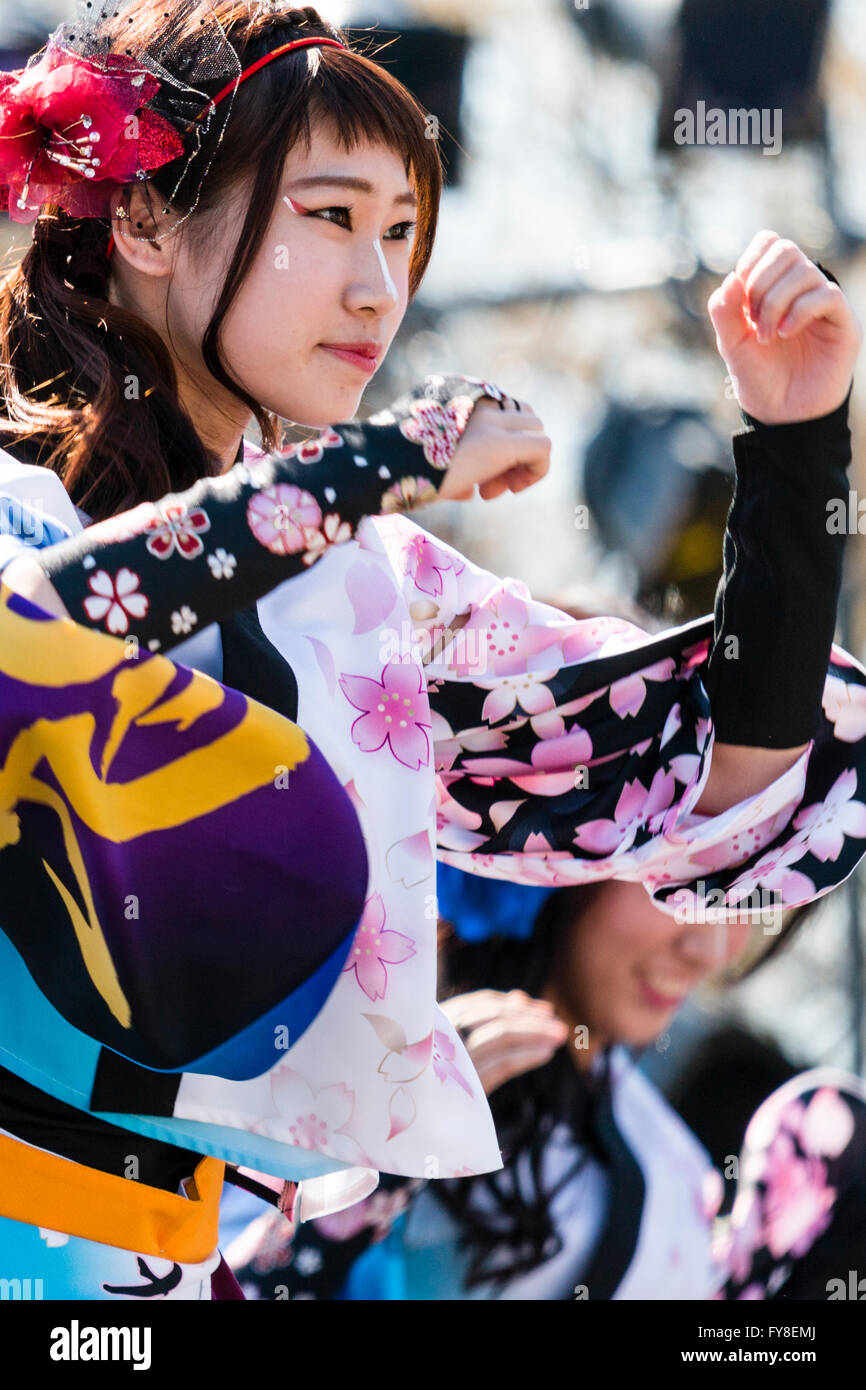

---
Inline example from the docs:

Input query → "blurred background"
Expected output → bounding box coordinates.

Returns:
[5,0,866,1173]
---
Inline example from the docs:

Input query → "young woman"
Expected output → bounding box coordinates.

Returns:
[0,0,864,1298]
[230,871,866,1301]
[412,872,866,1302]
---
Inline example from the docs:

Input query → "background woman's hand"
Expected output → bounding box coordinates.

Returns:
[441,987,569,1096]
[438,396,552,502]
[708,230,862,424]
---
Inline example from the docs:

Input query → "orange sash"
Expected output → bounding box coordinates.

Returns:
[0,1131,223,1263]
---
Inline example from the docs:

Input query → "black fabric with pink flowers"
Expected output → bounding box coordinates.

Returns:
[36,375,506,655]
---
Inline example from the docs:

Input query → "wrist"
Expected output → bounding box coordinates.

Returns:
[365,374,508,505]
[732,386,852,503]
[739,381,853,433]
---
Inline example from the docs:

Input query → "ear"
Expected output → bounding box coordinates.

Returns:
[109,182,182,278]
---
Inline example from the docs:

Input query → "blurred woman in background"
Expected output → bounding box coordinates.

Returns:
[230,868,866,1301]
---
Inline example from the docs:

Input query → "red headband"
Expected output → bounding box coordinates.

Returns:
[105,34,346,260]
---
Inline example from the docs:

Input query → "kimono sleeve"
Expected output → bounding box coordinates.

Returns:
[372,514,866,924]
[32,375,507,655]
[0,569,369,1078]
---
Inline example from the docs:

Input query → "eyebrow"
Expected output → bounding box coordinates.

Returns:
[286,175,417,208]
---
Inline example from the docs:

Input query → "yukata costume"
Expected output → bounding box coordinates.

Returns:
[1,361,865,1299]
[230,1034,866,1300]
[229,872,866,1302]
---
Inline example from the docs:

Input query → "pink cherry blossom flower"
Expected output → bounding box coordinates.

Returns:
[792,767,866,862]
[381,477,439,514]
[573,767,676,856]
[339,659,432,770]
[745,1089,803,1156]
[301,512,353,565]
[559,615,644,666]
[474,587,565,679]
[83,568,148,636]
[693,831,817,912]
[475,670,559,725]
[762,1132,835,1259]
[435,783,488,852]
[398,397,473,469]
[525,722,594,769]
[430,710,507,773]
[270,1067,362,1165]
[682,807,801,876]
[432,1029,474,1096]
[247,484,322,556]
[608,657,677,719]
[821,674,866,742]
[341,892,416,1001]
[315,1185,414,1242]
[143,502,211,561]
[278,427,343,465]
[307,1202,374,1242]
[503,851,579,887]
[798,1088,856,1159]
[399,530,460,597]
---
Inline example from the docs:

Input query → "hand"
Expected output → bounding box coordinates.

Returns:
[441,987,569,1096]
[707,230,862,425]
[438,396,552,502]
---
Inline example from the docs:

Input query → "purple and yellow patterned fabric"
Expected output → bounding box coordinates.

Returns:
[0,577,368,1078]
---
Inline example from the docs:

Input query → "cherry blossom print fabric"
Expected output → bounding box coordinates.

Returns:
[168,508,866,1182]
[0,378,513,1185]
[4,375,866,1188]
[360,513,866,922]
[230,1065,866,1302]
[715,1071,866,1300]
[35,375,508,657]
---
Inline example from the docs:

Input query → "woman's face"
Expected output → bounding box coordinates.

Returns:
[115,120,417,454]
[549,878,753,1050]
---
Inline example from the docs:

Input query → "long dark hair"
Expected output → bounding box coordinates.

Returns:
[435,883,609,1288]
[435,882,822,1289]
[0,4,441,521]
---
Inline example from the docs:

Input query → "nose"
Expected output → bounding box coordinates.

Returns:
[675,919,736,973]
[344,237,400,317]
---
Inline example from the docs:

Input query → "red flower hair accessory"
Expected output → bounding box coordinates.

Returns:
[0,34,185,223]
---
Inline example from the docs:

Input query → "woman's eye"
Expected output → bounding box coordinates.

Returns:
[310,206,352,228]
[384,220,417,242]
[303,208,416,241]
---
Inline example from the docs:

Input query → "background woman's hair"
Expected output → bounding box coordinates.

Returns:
[435,882,609,1289]
[0,3,442,521]
[434,878,822,1289]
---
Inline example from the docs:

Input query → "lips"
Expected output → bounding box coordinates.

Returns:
[318,341,382,376]
[321,341,381,356]
[639,972,693,1010]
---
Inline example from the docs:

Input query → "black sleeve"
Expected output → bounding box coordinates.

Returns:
[35,376,504,655]
[700,391,850,750]
[706,254,856,745]
[701,381,852,748]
